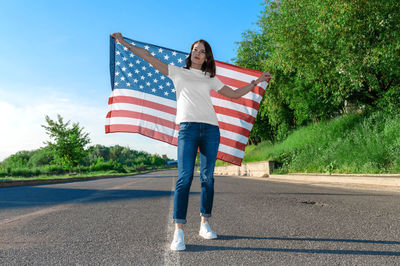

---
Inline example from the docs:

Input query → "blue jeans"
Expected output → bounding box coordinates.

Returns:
[173,122,220,224]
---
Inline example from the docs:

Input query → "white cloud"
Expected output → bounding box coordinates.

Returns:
[0,88,177,161]
[0,100,47,160]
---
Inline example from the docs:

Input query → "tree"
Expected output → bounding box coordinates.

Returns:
[1,150,33,168]
[42,114,90,169]
[236,0,400,141]
[88,144,110,163]
[28,147,54,167]
[150,154,167,166]
[235,26,276,144]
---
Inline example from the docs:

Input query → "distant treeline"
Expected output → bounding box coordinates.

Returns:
[0,114,174,178]
[0,144,173,178]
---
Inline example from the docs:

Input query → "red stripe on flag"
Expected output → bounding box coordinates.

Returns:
[218,121,251,136]
[213,106,255,124]
[216,151,242,166]
[108,96,176,115]
[220,136,246,151]
[105,124,178,145]
[210,91,260,110]
[216,60,263,77]
[216,75,265,96]
[107,110,179,130]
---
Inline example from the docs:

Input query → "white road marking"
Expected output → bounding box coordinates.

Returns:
[163,176,181,265]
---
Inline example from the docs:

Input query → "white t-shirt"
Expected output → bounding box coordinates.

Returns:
[168,65,225,126]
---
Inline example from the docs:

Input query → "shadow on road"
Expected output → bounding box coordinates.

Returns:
[182,235,400,255]
[276,192,393,197]
[217,235,400,245]
[184,243,400,256]
[0,186,199,210]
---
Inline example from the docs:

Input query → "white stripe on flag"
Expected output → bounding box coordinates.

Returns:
[218,144,245,158]
[211,97,259,117]
[109,103,177,122]
[219,129,248,144]
[110,89,177,108]
[216,66,260,82]
[216,66,268,90]
[217,114,253,131]
[106,117,179,138]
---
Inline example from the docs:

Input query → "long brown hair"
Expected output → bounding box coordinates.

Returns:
[185,39,216,78]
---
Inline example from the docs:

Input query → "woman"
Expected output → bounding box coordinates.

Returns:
[111,33,272,251]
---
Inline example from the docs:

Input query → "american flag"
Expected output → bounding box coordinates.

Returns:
[106,36,267,166]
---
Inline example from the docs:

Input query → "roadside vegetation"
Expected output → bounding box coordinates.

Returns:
[236,0,399,145]
[240,111,400,174]
[0,145,174,180]
[226,0,400,174]
[0,115,174,180]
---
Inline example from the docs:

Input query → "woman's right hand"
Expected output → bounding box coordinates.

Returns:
[256,72,273,84]
[111,32,123,42]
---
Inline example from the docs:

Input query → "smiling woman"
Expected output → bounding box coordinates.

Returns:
[111,32,272,251]
[185,40,216,77]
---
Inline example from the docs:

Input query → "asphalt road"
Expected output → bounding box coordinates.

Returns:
[1,170,399,265]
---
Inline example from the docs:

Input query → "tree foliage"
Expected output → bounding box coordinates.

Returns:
[42,114,91,169]
[87,144,167,167]
[236,0,400,142]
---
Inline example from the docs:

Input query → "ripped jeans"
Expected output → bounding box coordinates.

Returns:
[173,122,220,224]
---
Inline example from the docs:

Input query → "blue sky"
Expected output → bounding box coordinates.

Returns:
[0,0,264,161]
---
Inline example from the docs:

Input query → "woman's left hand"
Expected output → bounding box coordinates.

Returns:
[256,72,273,84]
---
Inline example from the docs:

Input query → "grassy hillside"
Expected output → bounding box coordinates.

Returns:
[229,111,400,174]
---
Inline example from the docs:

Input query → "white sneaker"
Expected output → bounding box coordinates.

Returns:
[199,221,217,239]
[170,229,186,251]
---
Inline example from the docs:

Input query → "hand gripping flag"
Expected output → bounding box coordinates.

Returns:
[106,36,268,165]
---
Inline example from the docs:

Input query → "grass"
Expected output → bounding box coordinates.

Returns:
[0,171,133,182]
[217,111,400,174]
[0,166,177,182]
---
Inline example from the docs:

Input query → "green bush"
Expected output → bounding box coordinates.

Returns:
[71,165,89,173]
[2,151,33,168]
[9,167,42,177]
[43,165,66,175]
[133,162,147,171]
[89,158,126,173]
[28,147,54,167]
[0,169,7,177]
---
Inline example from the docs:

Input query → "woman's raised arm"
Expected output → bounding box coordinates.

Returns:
[218,72,272,99]
[111,33,168,76]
